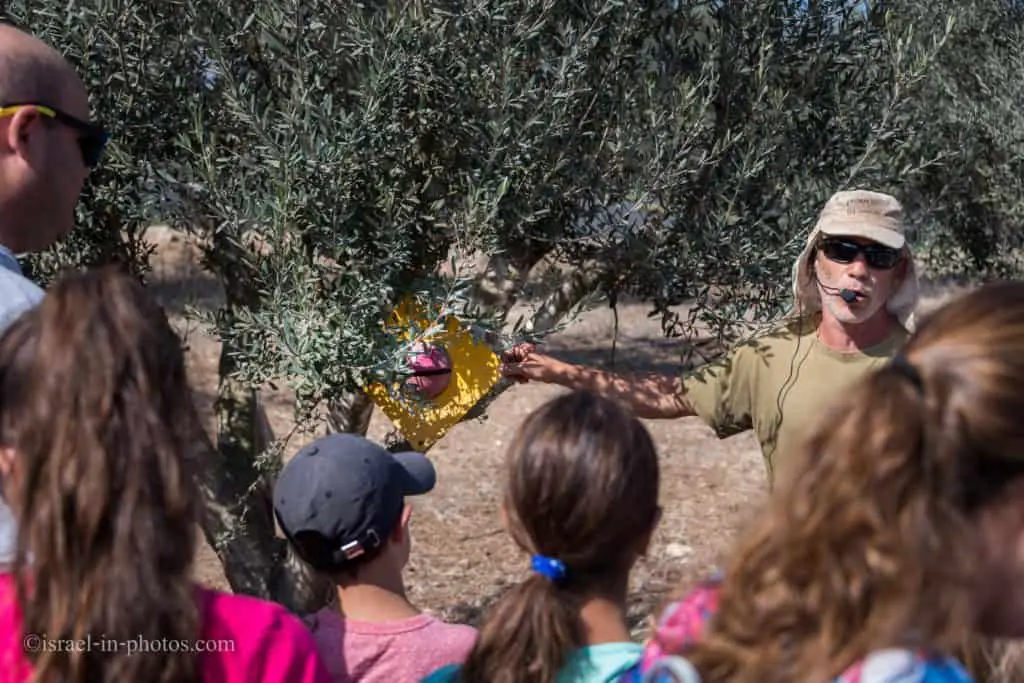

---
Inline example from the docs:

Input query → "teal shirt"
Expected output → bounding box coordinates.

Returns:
[421,642,643,683]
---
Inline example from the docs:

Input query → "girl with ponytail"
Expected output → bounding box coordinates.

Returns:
[628,280,1024,683]
[422,390,662,683]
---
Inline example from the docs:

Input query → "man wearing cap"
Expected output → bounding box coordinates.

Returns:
[501,189,919,486]
[273,433,477,683]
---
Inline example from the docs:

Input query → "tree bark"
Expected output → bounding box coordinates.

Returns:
[469,237,555,316]
[192,227,339,614]
[325,389,375,436]
[470,253,534,312]
[198,335,337,614]
[527,266,603,336]
[195,335,284,600]
[463,264,602,421]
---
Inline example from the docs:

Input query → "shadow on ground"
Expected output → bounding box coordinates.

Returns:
[148,271,224,317]
[539,344,723,376]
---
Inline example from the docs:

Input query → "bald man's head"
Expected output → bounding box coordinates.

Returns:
[0,24,94,253]
[0,24,84,111]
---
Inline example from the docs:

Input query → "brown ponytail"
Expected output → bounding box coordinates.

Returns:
[458,390,661,683]
[461,574,582,683]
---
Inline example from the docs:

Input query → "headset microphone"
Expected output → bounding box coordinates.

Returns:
[815,273,860,303]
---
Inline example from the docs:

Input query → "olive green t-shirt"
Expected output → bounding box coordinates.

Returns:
[682,317,908,486]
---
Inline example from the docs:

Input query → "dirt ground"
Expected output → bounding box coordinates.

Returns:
[145,226,955,636]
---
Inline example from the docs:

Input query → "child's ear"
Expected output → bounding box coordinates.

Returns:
[636,506,663,558]
[499,502,513,535]
[0,446,15,477]
[391,502,413,543]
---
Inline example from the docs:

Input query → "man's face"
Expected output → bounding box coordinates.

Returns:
[814,235,906,325]
[39,82,94,245]
[0,78,98,252]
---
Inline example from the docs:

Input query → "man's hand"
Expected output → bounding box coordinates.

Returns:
[500,342,565,384]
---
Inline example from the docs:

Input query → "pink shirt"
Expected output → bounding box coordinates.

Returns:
[0,573,331,683]
[303,607,478,683]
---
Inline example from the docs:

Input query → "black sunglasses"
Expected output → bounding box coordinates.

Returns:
[0,102,109,168]
[819,237,902,270]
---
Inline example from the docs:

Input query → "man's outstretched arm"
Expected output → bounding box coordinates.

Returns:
[499,343,697,419]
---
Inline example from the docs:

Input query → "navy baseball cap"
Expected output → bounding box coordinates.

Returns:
[273,433,436,570]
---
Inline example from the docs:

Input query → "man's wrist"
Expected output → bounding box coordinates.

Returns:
[554,359,591,387]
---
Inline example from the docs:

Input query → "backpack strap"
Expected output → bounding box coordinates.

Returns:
[617,655,703,683]
[648,581,722,657]
[620,575,723,683]
[641,655,703,683]
[835,648,975,683]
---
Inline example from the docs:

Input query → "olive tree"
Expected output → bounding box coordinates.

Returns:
[888,0,1024,280]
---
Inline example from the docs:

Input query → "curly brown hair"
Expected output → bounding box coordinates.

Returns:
[679,280,1024,683]
[0,266,205,683]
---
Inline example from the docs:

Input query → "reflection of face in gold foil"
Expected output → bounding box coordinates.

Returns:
[403,343,452,401]
[365,297,501,452]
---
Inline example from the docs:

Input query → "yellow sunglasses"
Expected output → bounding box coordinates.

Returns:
[0,103,109,168]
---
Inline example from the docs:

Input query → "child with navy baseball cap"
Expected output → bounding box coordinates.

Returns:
[274,433,477,683]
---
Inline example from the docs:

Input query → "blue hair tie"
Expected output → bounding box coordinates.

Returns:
[531,554,567,581]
